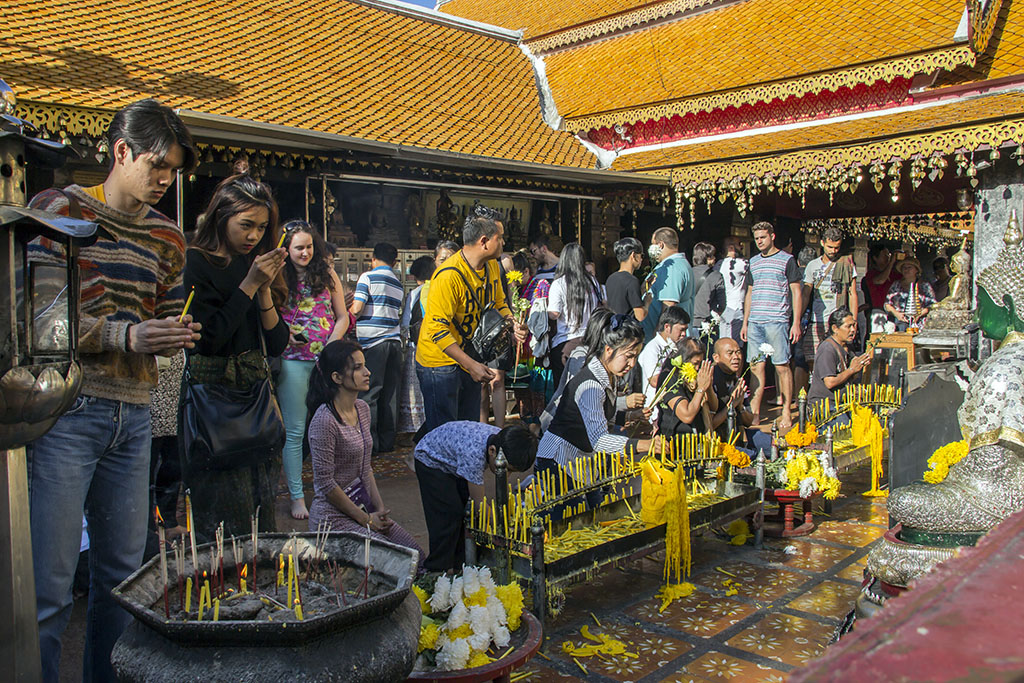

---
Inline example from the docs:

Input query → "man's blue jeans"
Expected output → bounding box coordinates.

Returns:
[28,395,151,683]
[416,362,481,434]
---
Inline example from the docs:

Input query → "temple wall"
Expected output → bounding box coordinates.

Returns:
[974,164,1024,299]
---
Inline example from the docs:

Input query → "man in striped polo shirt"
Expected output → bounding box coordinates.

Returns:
[352,242,405,453]
[741,221,803,430]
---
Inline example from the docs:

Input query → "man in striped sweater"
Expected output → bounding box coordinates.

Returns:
[27,99,199,683]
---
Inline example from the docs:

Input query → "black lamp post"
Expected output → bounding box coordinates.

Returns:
[0,78,104,682]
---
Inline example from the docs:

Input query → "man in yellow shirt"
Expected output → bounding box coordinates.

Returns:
[416,206,526,432]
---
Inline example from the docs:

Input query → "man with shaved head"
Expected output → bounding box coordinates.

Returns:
[710,338,773,457]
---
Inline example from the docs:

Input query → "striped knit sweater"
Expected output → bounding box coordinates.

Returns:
[28,184,186,404]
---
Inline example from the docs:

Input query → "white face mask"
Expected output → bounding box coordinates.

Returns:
[648,243,663,263]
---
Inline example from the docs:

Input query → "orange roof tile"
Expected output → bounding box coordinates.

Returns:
[1,0,594,169]
[609,91,1024,179]
[543,0,969,124]
[438,0,659,40]
[938,0,1024,85]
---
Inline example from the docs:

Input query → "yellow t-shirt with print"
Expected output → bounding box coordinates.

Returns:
[416,251,511,368]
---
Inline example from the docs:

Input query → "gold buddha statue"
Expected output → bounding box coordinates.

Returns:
[927,236,973,329]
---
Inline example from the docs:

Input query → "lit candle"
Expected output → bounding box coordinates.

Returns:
[240,564,248,594]
[185,491,199,605]
[294,598,303,621]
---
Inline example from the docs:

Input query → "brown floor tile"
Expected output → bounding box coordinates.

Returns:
[694,561,807,603]
[551,566,663,626]
[552,621,692,680]
[834,500,889,526]
[787,580,861,619]
[809,520,886,546]
[760,539,854,572]
[835,556,868,582]
[513,659,580,681]
[669,651,788,682]
[727,612,832,667]
[628,591,758,637]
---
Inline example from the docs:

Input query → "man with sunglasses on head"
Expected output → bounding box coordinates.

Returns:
[27,99,200,683]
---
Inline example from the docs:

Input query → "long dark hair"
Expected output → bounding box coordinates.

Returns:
[281,220,335,301]
[305,340,363,415]
[553,242,600,329]
[584,307,644,361]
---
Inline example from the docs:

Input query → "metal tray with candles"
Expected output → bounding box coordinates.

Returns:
[466,437,762,627]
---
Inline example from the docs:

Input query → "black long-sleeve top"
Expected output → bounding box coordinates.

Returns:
[183,249,289,357]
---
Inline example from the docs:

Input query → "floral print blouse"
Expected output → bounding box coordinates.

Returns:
[885,280,937,318]
[280,279,336,361]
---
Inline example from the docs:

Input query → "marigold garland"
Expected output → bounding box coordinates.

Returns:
[922,440,970,484]
[785,423,819,448]
[718,442,751,468]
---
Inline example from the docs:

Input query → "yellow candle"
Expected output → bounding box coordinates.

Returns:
[276,230,288,249]
[213,598,220,622]
[185,577,192,612]
[240,578,246,594]
[178,287,196,322]
[287,554,294,608]
[277,555,284,587]
[294,599,303,621]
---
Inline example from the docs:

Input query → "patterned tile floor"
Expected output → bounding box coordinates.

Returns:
[514,465,888,682]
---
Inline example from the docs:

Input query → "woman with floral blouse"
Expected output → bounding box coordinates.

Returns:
[278,220,349,520]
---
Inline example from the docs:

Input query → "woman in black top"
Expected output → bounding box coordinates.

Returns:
[182,174,289,539]
[807,306,871,412]
[658,339,716,437]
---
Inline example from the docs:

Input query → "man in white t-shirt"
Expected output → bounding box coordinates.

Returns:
[717,236,747,342]
[637,306,690,408]
[801,226,858,368]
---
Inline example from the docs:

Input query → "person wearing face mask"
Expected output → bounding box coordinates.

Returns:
[306,340,423,568]
[536,309,654,506]
[182,174,289,540]
[277,220,349,520]
[642,227,695,342]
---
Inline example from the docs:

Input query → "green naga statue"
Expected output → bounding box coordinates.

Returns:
[865,210,1024,593]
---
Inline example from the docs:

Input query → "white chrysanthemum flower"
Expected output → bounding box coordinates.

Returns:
[449,576,464,604]
[447,600,469,629]
[462,566,480,596]
[884,321,896,335]
[478,566,496,593]
[710,311,723,323]
[492,624,511,648]
[784,449,796,461]
[468,606,491,640]
[436,637,470,671]
[701,321,712,334]
[759,342,775,357]
[430,576,451,612]
[777,466,788,485]
[486,595,508,626]
[818,452,831,470]
[799,477,817,498]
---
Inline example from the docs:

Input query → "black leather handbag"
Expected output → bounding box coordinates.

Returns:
[179,327,285,473]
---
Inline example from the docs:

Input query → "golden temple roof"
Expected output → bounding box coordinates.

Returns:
[1,0,594,169]
[609,90,1024,181]
[939,0,1024,85]
[437,0,660,40]
[539,0,971,129]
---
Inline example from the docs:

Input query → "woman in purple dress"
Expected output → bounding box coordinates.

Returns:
[306,340,423,568]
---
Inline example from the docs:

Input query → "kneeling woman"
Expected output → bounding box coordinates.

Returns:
[807,306,871,412]
[535,308,653,505]
[657,339,716,437]
[306,340,424,569]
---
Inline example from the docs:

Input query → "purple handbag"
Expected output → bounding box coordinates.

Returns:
[343,477,373,510]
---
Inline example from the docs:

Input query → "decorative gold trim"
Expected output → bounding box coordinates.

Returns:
[671,115,1024,188]
[970,0,1005,53]
[15,100,113,138]
[967,426,1024,451]
[563,46,976,133]
[526,0,720,53]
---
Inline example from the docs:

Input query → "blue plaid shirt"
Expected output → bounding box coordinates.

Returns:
[414,421,499,486]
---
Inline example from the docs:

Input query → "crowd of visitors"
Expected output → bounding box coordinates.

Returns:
[25,98,958,681]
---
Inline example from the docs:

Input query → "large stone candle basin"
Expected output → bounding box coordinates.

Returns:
[110,532,421,682]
